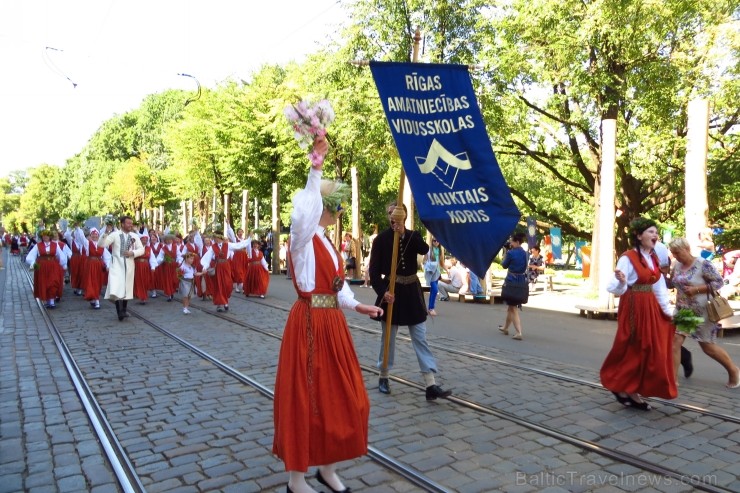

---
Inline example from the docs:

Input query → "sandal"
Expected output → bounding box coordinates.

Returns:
[726,367,740,389]
[498,325,509,335]
[512,333,522,340]
[627,394,651,411]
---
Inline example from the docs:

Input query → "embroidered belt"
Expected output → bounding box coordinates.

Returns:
[249,260,262,265]
[630,284,652,292]
[39,255,55,260]
[216,259,229,263]
[310,294,338,309]
[395,274,420,285]
[88,257,102,261]
[135,258,149,263]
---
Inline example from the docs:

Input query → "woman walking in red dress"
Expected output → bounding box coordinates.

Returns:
[273,136,382,493]
[243,239,270,298]
[81,228,111,310]
[600,217,677,410]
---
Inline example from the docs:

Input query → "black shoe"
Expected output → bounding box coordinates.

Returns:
[316,469,351,493]
[224,305,229,311]
[681,346,694,378]
[378,378,391,394]
[440,297,449,301]
[627,396,652,411]
[611,391,631,406]
[426,385,452,401]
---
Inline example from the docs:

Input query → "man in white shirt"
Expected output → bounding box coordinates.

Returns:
[438,258,465,301]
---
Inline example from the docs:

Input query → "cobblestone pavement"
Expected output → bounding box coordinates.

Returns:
[2,250,739,493]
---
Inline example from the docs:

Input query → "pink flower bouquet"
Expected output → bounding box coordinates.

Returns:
[284,99,335,166]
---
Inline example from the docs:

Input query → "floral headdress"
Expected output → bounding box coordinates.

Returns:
[629,217,656,237]
[321,181,350,213]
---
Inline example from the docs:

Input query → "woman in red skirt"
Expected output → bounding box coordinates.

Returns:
[600,217,677,410]
[81,228,111,309]
[244,240,270,298]
[273,136,382,493]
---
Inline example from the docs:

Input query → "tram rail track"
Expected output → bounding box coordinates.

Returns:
[183,294,738,493]
[238,294,740,423]
[19,254,738,492]
[21,264,145,493]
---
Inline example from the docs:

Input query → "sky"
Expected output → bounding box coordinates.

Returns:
[0,0,348,179]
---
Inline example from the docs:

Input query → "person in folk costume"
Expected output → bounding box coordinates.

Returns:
[54,231,73,302]
[243,239,270,298]
[178,252,204,315]
[230,227,250,293]
[273,136,382,493]
[77,227,111,309]
[98,216,145,321]
[19,233,29,255]
[133,235,158,304]
[11,233,20,255]
[600,217,678,411]
[66,223,88,296]
[199,228,250,312]
[174,232,187,258]
[149,231,163,297]
[26,229,67,308]
[156,234,181,302]
[199,235,215,300]
[184,229,205,299]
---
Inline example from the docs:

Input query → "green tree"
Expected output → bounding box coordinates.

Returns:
[480,0,739,252]
[19,165,67,227]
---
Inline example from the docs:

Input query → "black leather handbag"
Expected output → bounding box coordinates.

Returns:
[502,279,529,305]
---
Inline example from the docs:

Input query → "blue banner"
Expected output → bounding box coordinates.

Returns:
[370,62,520,278]
[550,227,562,259]
[575,240,587,268]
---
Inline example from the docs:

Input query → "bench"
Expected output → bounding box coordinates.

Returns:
[531,274,554,292]
[447,292,496,304]
[575,304,618,320]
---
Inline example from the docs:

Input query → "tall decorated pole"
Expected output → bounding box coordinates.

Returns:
[380,29,423,373]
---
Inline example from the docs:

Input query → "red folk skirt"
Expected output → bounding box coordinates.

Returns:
[33,257,61,301]
[83,257,106,301]
[244,261,270,296]
[133,258,154,301]
[273,297,369,472]
[600,287,677,399]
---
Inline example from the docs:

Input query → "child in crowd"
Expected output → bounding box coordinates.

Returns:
[179,252,203,314]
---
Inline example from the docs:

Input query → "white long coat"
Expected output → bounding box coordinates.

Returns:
[99,231,145,300]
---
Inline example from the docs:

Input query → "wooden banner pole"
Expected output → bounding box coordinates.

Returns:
[381,28,422,373]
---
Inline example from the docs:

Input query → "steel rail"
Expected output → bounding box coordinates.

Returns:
[130,308,452,493]
[21,262,146,493]
[188,298,736,493]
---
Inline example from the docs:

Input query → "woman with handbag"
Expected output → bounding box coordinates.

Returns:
[668,237,740,388]
[498,232,528,340]
[600,218,677,410]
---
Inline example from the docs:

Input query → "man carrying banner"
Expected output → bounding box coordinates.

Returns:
[369,202,452,400]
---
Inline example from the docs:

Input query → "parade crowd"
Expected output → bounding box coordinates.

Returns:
[8,220,272,318]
